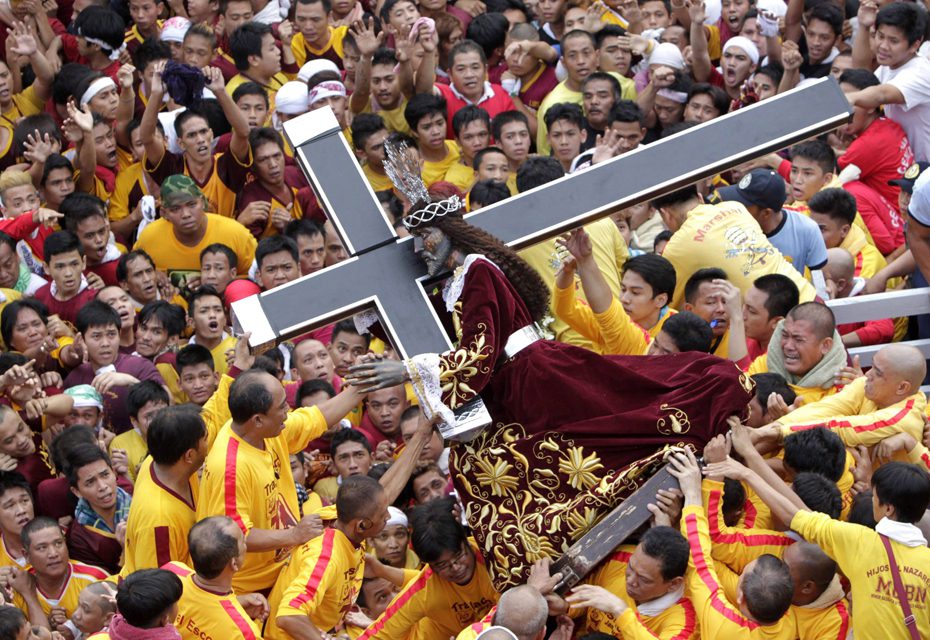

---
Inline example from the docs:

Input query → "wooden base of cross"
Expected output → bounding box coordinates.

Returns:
[551,465,679,594]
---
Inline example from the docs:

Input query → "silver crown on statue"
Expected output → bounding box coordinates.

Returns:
[383,140,463,230]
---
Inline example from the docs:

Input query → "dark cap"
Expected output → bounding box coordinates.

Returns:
[717,168,788,212]
[889,161,930,195]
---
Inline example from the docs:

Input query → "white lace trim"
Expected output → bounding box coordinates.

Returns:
[405,353,454,427]
[442,254,502,312]
[353,310,380,335]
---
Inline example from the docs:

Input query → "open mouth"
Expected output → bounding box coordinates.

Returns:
[208,320,220,331]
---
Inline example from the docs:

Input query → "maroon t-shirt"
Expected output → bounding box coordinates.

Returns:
[64,354,166,434]
[33,286,98,326]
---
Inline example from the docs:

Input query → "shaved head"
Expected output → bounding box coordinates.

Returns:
[494,586,548,640]
[783,540,836,599]
[824,248,854,284]
[786,302,835,341]
[880,344,927,390]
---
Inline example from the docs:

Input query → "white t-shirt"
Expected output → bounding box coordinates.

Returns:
[876,55,930,161]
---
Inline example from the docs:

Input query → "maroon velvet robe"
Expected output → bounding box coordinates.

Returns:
[433,258,754,589]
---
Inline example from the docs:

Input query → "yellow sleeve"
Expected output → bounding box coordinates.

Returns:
[906,441,930,470]
[789,510,865,570]
[275,544,334,622]
[618,74,638,101]
[12,85,45,117]
[109,171,134,221]
[611,605,696,640]
[201,374,233,449]
[706,25,722,61]
[713,560,740,604]
[778,378,867,430]
[283,406,328,454]
[781,385,926,447]
[291,33,307,67]
[50,336,74,363]
[237,228,258,276]
[680,505,754,640]
[553,284,604,346]
[198,441,255,534]
[594,298,650,355]
[359,569,433,640]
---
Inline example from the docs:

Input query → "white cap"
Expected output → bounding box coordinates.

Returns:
[160,16,191,43]
[909,167,930,226]
[275,81,310,114]
[298,59,340,83]
[385,506,408,528]
[648,42,685,70]
[723,36,760,65]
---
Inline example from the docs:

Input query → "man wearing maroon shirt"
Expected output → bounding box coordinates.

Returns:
[435,40,515,139]
[59,193,124,287]
[33,232,98,326]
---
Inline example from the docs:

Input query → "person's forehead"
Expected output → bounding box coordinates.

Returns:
[77,214,107,229]
[78,459,110,477]
[296,339,327,355]
[0,486,29,502]
[370,385,404,401]
[99,286,127,301]
[51,250,82,263]
[262,250,297,265]
[203,250,231,265]
[180,115,210,134]
[335,440,367,455]
[181,362,213,376]
[479,152,507,166]
[127,256,154,272]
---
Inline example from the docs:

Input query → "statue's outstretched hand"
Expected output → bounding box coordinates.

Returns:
[345,359,408,392]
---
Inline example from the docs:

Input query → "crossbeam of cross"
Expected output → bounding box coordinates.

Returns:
[233,78,851,359]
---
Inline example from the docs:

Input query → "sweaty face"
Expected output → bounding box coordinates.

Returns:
[328,331,367,376]
[183,33,215,69]
[258,250,299,291]
[620,269,662,327]
[293,339,335,382]
[92,123,118,169]
[89,87,120,122]
[25,526,69,579]
[135,317,171,358]
[779,316,829,377]
[295,0,329,45]
[431,542,475,585]
[200,252,235,293]
[295,233,326,275]
[9,307,47,354]
[548,119,584,164]
[722,0,750,30]
[804,18,837,64]
[0,486,32,536]
[73,459,118,514]
[626,545,675,603]
[178,115,214,164]
[721,47,755,89]
[412,469,446,504]
[332,441,372,479]
[457,120,490,162]
[75,214,110,265]
[597,36,632,75]
[863,351,902,408]
[788,157,830,203]
[371,524,409,568]
[686,282,728,336]
[684,93,720,123]
[2,184,40,217]
[742,286,774,342]
[121,256,158,303]
[46,250,86,299]
[192,295,226,340]
[43,168,76,209]
[83,323,121,367]
[639,0,670,29]
[370,64,401,109]
[415,112,447,150]
[366,386,407,437]
[72,591,110,634]
[583,81,618,130]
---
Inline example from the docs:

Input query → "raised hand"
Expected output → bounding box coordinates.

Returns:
[781,40,803,72]
[703,433,731,464]
[650,65,677,89]
[117,63,136,91]
[22,130,56,165]
[350,17,383,58]
[7,21,37,58]
[686,0,705,25]
[203,66,226,95]
[558,228,593,262]
[647,487,683,527]
[591,129,623,165]
[66,99,94,134]
[278,20,295,46]
[857,0,878,29]
[149,59,167,95]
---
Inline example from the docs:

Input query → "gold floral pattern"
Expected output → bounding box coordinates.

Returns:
[452,424,670,591]
[656,404,691,435]
[438,321,494,409]
[558,447,604,490]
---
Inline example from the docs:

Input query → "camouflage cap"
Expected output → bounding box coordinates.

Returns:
[161,174,204,207]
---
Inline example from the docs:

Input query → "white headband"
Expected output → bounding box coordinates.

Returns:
[657,88,689,104]
[275,81,310,115]
[386,506,408,528]
[81,35,126,60]
[80,77,117,107]
[308,80,347,106]
[723,36,760,66]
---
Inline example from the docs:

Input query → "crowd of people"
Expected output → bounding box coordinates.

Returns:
[0,0,924,636]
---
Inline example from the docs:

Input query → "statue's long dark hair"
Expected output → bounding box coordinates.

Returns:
[422,208,551,322]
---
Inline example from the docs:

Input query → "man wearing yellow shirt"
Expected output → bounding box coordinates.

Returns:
[405,94,460,188]
[226,22,298,110]
[352,114,394,194]
[746,303,847,405]
[11,518,109,622]
[291,0,348,68]
[349,41,416,136]
[266,475,389,638]
[682,268,732,358]
[655,185,816,309]
[165,516,264,640]
[0,473,33,570]
[756,344,927,456]
[360,500,499,640]
[133,176,257,277]
[446,106,490,192]
[121,406,209,577]
[580,528,697,639]
[185,288,238,376]
[197,368,365,593]
[809,188,887,279]
[666,449,797,640]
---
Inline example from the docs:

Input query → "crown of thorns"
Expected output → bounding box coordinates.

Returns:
[402,195,464,229]
[382,139,463,229]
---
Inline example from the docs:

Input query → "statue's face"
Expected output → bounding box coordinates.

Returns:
[413,226,452,276]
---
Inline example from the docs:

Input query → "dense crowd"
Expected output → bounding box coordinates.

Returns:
[0,0,925,636]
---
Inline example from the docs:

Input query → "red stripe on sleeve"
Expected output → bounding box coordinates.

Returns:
[684,513,758,631]
[789,399,915,434]
[220,599,257,640]
[71,562,109,581]
[224,439,247,534]
[154,526,172,568]
[609,550,633,564]
[742,498,757,528]
[287,529,336,610]
[357,568,434,640]
[707,488,723,539]
[671,598,697,640]
[834,600,850,640]
[162,562,192,577]
[853,252,863,277]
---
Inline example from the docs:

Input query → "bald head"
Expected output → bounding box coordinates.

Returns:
[494,586,548,640]
[879,344,927,390]
[824,248,854,285]
[786,302,835,341]
[783,541,836,598]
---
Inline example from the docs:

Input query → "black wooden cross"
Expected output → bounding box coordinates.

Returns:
[233,78,851,359]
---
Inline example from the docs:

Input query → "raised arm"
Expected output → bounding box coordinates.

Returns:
[8,22,54,102]
[348,18,382,115]
[65,101,97,194]
[783,0,804,44]
[140,59,168,168]
[562,228,614,313]
[688,0,712,83]
[114,63,137,149]
[852,0,878,69]
[203,66,250,163]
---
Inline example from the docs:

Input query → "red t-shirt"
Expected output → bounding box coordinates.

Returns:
[519,64,559,111]
[86,260,121,287]
[33,285,98,325]
[838,117,914,206]
[436,82,516,139]
[844,180,905,255]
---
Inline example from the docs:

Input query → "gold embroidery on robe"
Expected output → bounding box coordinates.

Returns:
[438,321,493,409]
[656,404,691,435]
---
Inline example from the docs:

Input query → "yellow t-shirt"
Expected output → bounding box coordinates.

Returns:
[422,141,460,187]
[664,202,817,309]
[363,164,394,193]
[109,162,150,223]
[0,533,26,570]
[519,217,629,353]
[291,27,348,67]
[746,353,838,405]
[164,561,262,640]
[13,561,109,619]
[444,162,475,192]
[586,545,699,638]
[133,213,257,277]
[108,429,147,482]
[362,98,411,135]
[226,72,294,112]
[196,407,328,593]
[120,458,198,578]
[265,528,364,638]
[186,334,238,376]
[2,86,45,123]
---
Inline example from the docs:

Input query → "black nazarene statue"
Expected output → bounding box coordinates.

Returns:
[347,143,754,590]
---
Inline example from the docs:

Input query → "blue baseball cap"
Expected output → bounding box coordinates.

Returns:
[889,161,930,195]
[717,168,788,212]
